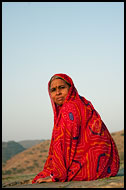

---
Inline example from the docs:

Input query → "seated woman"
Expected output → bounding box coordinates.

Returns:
[32,73,120,183]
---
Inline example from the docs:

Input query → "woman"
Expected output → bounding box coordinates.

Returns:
[32,73,120,183]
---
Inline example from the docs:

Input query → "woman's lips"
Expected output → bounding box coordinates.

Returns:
[56,97,63,101]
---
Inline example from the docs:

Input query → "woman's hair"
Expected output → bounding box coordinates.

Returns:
[49,75,71,89]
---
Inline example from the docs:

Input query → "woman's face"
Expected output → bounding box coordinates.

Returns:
[50,78,70,105]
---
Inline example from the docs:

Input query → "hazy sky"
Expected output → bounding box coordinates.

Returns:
[2,2,124,142]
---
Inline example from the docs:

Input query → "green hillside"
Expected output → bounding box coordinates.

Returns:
[2,141,26,163]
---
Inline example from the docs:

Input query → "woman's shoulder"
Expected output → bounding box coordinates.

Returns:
[61,101,81,116]
[63,101,78,110]
[61,101,81,123]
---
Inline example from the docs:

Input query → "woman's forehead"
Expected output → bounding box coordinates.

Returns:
[50,78,66,88]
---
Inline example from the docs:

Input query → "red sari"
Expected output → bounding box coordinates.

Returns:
[32,73,120,183]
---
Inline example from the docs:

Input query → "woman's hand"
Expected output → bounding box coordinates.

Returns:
[36,176,52,183]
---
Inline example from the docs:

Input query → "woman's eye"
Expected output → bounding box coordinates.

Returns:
[50,88,56,92]
[60,86,65,89]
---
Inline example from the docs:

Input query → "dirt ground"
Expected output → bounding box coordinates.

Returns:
[2,168,124,188]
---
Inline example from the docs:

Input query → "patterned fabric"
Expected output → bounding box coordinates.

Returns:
[32,73,120,183]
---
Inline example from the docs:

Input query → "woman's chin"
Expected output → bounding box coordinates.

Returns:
[56,100,64,105]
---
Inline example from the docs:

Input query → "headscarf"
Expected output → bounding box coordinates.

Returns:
[48,73,78,125]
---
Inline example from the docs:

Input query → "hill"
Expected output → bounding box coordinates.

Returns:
[2,141,26,163]
[18,140,44,149]
[2,140,50,175]
[2,140,45,164]
[2,130,124,176]
[111,130,124,163]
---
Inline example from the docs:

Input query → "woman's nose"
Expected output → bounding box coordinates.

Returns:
[56,88,61,95]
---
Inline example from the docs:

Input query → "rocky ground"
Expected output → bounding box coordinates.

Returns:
[2,167,124,188]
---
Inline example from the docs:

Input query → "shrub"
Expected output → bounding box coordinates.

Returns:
[3,170,12,175]
[26,166,34,171]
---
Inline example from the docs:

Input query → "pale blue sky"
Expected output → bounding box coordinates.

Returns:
[2,2,124,141]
